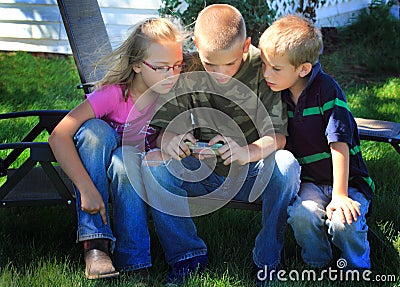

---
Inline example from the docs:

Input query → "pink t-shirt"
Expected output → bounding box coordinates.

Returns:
[87,85,158,151]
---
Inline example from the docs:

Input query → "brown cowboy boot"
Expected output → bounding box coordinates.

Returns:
[83,239,119,279]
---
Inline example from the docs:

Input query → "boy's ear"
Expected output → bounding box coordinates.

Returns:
[132,63,141,73]
[192,36,198,48]
[299,62,312,78]
[243,37,251,53]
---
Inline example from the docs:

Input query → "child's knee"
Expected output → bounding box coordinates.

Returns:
[75,119,118,147]
[274,150,301,176]
[269,150,301,193]
[81,119,109,136]
[288,200,325,231]
[327,212,367,236]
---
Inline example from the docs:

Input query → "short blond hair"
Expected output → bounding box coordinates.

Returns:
[259,14,322,67]
[194,4,246,51]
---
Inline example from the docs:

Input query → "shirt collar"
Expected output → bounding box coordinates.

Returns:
[282,62,322,105]
[305,61,322,89]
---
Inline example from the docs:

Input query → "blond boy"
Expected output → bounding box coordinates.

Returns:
[259,14,373,270]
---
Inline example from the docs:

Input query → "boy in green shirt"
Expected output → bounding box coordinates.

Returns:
[141,5,300,285]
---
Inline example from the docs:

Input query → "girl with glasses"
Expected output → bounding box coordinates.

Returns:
[49,17,187,280]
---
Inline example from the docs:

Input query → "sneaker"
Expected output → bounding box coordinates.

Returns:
[164,254,208,286]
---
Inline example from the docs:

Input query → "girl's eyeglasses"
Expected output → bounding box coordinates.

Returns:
[142,61,186,73]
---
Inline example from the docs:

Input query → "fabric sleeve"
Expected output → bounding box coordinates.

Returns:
[319,75,356,145]
[86,85,119,118]
[259,79,288,136]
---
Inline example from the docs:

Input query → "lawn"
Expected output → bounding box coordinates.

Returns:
[0,5,399,287]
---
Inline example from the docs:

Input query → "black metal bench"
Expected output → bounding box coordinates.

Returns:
[0,110,72,207]
[356,118,400,154]
[0,0,110,207]
[0,0,399,210]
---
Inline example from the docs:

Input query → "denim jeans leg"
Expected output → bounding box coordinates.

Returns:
[142,155,208,265]
[326,188,371,269]
[252,150,301,268]
[287,183,333,267]
[74,119,118,242]
[108,146,151,271]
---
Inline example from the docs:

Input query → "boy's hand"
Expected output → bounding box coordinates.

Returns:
[326,195,361,225]
[160,131,196,161]
[209,135,250,165]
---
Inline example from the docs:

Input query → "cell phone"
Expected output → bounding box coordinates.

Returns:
[185,141,223,155]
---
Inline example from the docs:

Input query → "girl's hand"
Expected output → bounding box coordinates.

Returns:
[326,195,361,225]
[80,188,107,225]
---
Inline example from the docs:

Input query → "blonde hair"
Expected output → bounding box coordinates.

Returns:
[94,17,187,99]
[259,14,322,68]
[194,4,246,51]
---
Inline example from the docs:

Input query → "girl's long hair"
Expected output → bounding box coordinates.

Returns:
[93,17,187,100]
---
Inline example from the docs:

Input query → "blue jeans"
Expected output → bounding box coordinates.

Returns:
[74,119,151,271]
[142,149,300,268]
[287,182,371,269]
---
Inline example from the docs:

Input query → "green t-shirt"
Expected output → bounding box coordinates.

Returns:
[151,45,287,176]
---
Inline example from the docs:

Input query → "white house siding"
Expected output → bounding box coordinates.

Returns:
[0,0,374,55]
[315,0,372,27]
[0,0,161,54]
[98,0,162,49]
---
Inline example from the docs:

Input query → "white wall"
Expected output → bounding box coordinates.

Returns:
[0,0,374,55]
[315,0,371,27]
[0,0,161,54]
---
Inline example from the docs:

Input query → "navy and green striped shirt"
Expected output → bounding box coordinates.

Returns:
[282,62,374,202]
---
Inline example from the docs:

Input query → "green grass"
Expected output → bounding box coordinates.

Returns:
[0,52,81,113]
[0,7,399,287]
[0,52,81,168]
